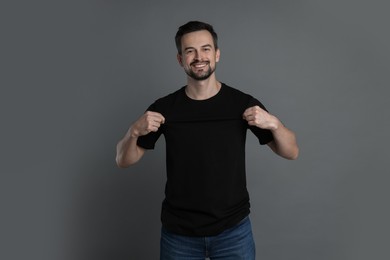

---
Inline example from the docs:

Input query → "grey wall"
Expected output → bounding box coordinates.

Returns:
[2,1,389,259]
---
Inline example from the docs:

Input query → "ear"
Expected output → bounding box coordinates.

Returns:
[177,53,183,67]
[215,48,220,62]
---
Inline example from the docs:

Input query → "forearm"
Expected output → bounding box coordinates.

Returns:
[116,130,145,168]
[116,111,164,168]
[269,119,299,160]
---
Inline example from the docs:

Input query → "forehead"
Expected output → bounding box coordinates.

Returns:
[181,30,215,49]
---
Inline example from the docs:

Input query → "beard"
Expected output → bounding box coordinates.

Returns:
[184,61,216,81]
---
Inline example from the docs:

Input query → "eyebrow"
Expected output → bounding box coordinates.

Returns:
[201,44,213,48]
[184,44,213,52]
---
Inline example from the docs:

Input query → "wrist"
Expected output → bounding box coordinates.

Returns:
[269,116,281,131]
[128,127,139,138]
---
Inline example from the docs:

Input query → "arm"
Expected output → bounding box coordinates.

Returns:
[116,111,165,168]
[243,106,299,160]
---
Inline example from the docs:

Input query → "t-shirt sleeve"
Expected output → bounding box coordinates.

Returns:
[136,102,163,150]
[247,97,274,145]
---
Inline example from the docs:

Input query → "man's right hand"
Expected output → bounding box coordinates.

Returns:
[130,111,165,138]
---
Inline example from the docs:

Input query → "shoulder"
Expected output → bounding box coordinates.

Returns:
[220,83,254,102]
[151,87,185,106]
[222,83,255,98]
[146,86,185,112]
[221,83,269,110]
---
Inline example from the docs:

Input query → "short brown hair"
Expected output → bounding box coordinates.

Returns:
[175,21,218,54]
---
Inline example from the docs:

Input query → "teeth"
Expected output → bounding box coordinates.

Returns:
[193,63,207,68]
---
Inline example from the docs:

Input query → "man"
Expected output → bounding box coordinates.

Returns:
[116,21,299,260]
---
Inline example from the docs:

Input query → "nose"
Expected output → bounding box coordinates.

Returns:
[194,50,202,61]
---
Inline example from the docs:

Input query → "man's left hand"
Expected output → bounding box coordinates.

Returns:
[242,105,279,130]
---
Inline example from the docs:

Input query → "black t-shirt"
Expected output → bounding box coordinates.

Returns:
[137,83,273,236]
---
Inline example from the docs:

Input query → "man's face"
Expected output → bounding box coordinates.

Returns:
[177,30,220,81]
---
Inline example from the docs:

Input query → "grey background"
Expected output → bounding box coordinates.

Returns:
[1,0,389,259]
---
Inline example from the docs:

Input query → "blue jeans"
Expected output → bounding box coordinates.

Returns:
[160,216,256,260]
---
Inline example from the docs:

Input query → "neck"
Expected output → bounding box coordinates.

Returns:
[185,76,221,100]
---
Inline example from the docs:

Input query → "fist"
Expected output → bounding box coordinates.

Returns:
[243,105,278,130]
[130,111,165,137]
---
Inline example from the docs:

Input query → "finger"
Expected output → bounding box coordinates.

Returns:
[243,114,255,121]
[149,126,159,132]
[148,118,164,131]
[152,116,165,124]
[242,108,251,117]
[146,111,165,124]
[158,115,165,124]
[146,121,161,132]
[157,113,165,124]
[149,119,162,128]
[243,106,257,117]
[242,111,251,119]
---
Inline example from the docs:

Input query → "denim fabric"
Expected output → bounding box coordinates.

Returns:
[160,216,255,260]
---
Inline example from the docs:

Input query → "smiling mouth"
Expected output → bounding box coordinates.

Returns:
[191,61,209,68]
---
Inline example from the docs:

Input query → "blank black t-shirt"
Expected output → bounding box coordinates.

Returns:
[137,83,273,236]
